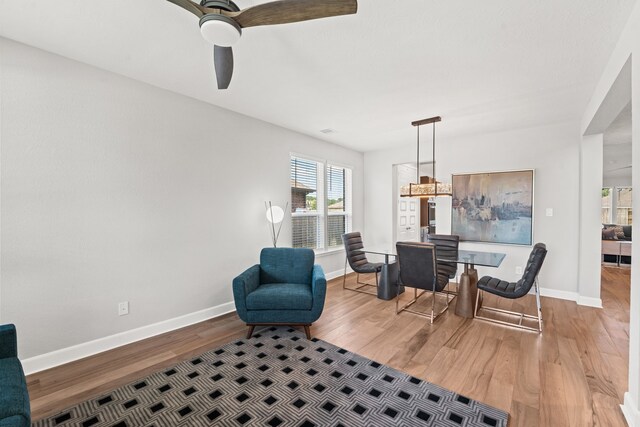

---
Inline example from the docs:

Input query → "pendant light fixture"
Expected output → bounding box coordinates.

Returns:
[400,116,452,198]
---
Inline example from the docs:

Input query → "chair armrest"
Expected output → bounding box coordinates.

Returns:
[0,324,18,359]
[310,265,327,318]
[232,264,261,322]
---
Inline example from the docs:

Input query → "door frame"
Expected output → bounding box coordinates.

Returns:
[392,161,434,244]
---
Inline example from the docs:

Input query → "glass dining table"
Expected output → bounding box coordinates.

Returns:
[361,246,506,318]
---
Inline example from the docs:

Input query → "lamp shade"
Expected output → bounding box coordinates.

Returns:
[400,182,453,198]
[266,205,285,224]
[199,14,242,47]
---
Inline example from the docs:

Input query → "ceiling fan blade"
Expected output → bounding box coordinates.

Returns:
[609,165,632,172]
[214,45,234,89]
[226,0,357,28]
[166,0,207,17]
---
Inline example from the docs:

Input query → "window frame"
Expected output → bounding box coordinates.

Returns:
[290,153,353,253]
[602,187,613,224]
[615,186,632,225]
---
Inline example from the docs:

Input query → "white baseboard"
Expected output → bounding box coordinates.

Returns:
[538,287,578,302]
[22,269,351,375]
[22,301,236,375]
[537,287,603,308]
[577,295,603,308]
[325,268,352,281]
[622,392,640,427]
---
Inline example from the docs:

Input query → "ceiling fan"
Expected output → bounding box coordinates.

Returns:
[609,165,632,172]
[166,0,358,89]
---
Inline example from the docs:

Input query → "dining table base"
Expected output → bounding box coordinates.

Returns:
[378,260,403,300]
[455,264,478,318]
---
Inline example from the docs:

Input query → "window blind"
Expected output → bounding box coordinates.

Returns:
[327,165,352,248]
[290,156,352,251]
[291,156,325,249]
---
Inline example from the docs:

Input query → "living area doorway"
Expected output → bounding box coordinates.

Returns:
[601,103,632,272]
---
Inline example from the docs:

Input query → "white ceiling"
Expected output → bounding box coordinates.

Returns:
[0,0,636,152]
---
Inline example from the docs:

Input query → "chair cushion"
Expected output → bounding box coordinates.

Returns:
[477,276,519,299]
[602,228,617,240]
[342,232,383,274]
[354,262,383,274]
[436,271,450,288]
[396,242,445,292]
[478,243,547,300]
[0,358,30,425]
[260,248,314,285]
[246,283,313,311]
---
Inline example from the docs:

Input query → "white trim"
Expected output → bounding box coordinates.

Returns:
[576,295,603,308]
[538,287,578,302]
[535,287,603,308]
[325,267,352,281]
[314,247,344,258]
[22,301,236,375]
[622,392,640,427]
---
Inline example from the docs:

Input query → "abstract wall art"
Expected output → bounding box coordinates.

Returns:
[451,170,534,245]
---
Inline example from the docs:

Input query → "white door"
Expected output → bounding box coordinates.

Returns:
[395,164,420,243]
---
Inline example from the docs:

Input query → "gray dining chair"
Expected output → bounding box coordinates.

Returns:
[426,234,459,294]
[474,243,547,332]
[395,241,454,323]
[341,232,383,295]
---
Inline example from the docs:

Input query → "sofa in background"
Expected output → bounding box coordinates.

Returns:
[0,324,30,427]
[602,224,632,241]
[602,224,632,265]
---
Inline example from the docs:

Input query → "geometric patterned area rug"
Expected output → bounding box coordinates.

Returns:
[34,327,508,426]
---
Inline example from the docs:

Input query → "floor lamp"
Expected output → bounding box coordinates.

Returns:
[265,201,287,247]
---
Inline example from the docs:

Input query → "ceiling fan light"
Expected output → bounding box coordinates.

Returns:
[199,14,242,47]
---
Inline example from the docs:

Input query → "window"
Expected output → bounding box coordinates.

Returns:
[327,165,351,248]
[290,155,352,250]
[616,187,632,225]
[602,188,612,224]
[602,186,633,225]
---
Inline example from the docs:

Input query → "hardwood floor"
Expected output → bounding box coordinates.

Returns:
[27,267,631,425]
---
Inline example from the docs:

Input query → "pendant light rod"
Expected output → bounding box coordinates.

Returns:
[433,119,437,194]
[416,125,420,185]
[400,115,451,198]
[412,116,441,190]
[411,116,441,127]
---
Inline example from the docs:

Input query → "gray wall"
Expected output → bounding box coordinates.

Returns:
[0,38,364,358]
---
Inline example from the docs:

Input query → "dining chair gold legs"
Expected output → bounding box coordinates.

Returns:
[395,286,454,324]
[473,278,543,333]
[342,257,379,295]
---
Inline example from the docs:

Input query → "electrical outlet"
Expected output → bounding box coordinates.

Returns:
[546,208,553,217]
[515,266,523,275]
[118,301,129,316]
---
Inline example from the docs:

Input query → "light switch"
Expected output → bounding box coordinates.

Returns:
[546,208,553,217]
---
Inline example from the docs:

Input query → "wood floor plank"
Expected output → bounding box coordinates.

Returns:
[539,362,569,426]
[512,332,541,409]
[569,318,620,399]
[484,379,514,414]
[509,400,540,427]
[592,392,629,426]
[26,266,631,425]
[557,336,594,426]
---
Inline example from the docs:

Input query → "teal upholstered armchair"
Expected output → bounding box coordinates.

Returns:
[233,248,327,339]
[0,324,31,427]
